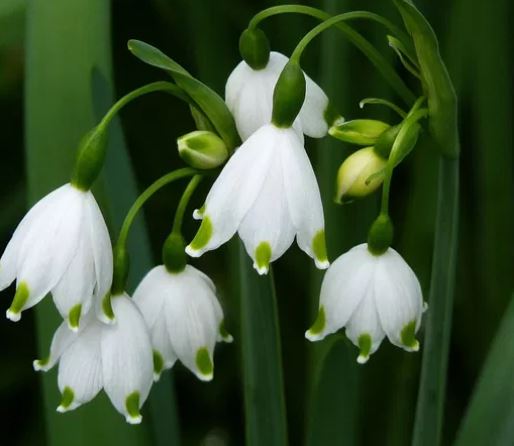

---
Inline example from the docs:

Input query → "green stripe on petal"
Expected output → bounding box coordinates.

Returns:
[57,387,75,412]
[401,320,420,352]
[254,242,272,275]
[306,306,326,341]
[102,293,114,321]
[125,392,142,424]
[188,216,213,251]
[153,350,164,380]
[68,304,82,331]
[312,230,329,269]
[6,281,30,321]
[357,334,372,364]
[195,347,213,380]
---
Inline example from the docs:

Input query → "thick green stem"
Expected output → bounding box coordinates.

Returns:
[412,155,459,446]
[239,248,288,446]
[248,5,415,104]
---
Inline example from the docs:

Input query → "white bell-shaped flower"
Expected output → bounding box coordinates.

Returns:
[226,51,332,141]
[133,264,232,382]
[33,294,153,424]
[306,243,425,364]
[185,123,329,274]
[0,183,112,328]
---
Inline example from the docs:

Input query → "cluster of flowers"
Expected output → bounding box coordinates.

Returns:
[0,184,231,423]
[0,35,425,423]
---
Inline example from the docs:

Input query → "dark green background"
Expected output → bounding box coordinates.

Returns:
[0,0,512,444]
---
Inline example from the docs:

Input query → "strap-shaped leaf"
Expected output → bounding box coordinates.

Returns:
[393,0,459,159]
[454,295,514,446]
[128,39,240,150]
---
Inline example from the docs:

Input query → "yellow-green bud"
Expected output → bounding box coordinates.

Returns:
[329,119,390,145]
[177,130,228,170]
[335,147,387,204]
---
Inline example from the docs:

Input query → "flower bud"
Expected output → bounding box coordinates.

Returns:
[70,125,108,191]
[329,119,390,145]
[335,147,387,203]
[177,130,228,170]
[239,28,270,70]
[271,61,306,129]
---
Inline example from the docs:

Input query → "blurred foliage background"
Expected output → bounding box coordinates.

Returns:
[0,0,512,445]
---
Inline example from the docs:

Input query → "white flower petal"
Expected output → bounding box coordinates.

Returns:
[306,244,373,341]
[101,294,153,423]
[279,128,327,268]
[51,231,95,329]
[299,74,330,138]
[238,136,296,274]
[86,194,114,324]
[0,187,57,290]
[9,185,86,318]
[56,321,103,412]
[186,125,275,257]
[33,321,77,372]
[374,248,423,351]
[345,287,385,364]
[164,267,219,381]
[133,266,177,379]
[226,52,288,141]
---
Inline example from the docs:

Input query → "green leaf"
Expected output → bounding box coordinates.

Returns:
[393,0,458,158]
[411,158,459,446]
[454,295,514,446]
[306,336,359,446]
[127,39,240,150]
[239,244,288,446]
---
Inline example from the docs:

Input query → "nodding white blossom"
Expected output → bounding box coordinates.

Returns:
[33,294,153,424]
[0,183,112,328]
[225,51,332,141]
[133,264,232,382]
[185,124,329,274]
[306,243,425,364]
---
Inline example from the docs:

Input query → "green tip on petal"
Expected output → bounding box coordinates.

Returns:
[195,347,213,381]
[57,387,75,412]
[33,357,50,372]
[68,304,82,331]
[193,204,205,220]
[101,293,115,323]
[357,334,372,364]
[401,320,420,352]
[305,306,326,341]
[187,216,213,255]
[312,230,329,269]
[6,281,30,322]
[219,320,233,343]
[254,242,272,275]
[125,392,142,424]
[153,350,164,381]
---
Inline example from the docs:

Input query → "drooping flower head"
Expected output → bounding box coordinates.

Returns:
[34,294,153,424]
[306,243,425,364]
[133,264,232,382]
[226,51,335,141]
[0,183,112,328]
[186,123,329,274]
